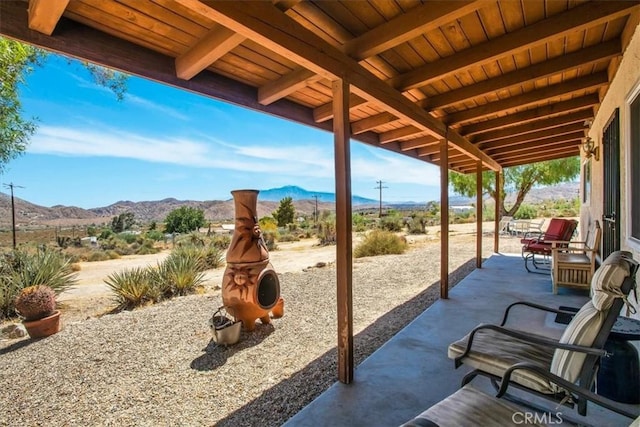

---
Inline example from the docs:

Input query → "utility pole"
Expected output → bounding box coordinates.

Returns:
[374,180,388,217]
[3,182,24,249]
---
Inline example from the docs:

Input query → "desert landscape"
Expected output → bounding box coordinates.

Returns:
[1,222,524,426]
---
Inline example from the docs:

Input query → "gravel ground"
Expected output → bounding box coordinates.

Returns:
[0,234,523,427]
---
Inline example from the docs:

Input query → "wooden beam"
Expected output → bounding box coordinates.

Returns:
[417,145,441,157]
[476,160,483,268]
[28,0,69,35]
[332,78,353,384]
[499,150,580,167]
[177,0,299,81]
[193,1,500,171]
[492,142,579,161]
[479,123,586,150]
[379,126,422,144]
[460,95,599,136]
[0,2,392,152]
[388,1,638,92]
[400,136,438,151]
[314,95,367,123]
[176,27,246,80]
[257,0,488,105]
[440,138,449,299]
[485,132,584,155]
[447,72,608,125]
[351,112,398,135]
[424,40,621,110]
[472,110,594,144]
[259,68,317,105]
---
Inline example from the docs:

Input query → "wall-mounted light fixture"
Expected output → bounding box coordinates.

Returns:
[582,136,599,161]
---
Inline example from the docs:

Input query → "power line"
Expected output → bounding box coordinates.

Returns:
[374,180,388,218]
[3,182,25,249]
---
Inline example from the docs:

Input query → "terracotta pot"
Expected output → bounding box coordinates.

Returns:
[23,310,61,339]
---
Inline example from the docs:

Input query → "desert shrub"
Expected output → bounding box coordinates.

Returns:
[99,229,113,240]
[135,239,159,255]
[379,215,403,232]
[0,249,77,318]
[8,248,77,294]
[352,213,370,232]
[156,254,205,296]
[209,234,231,250]
[514,204,537,219]
[87,251,111,262]
[70,263,82,272]
[407,214,427,234]
[145,229,164,241]
[277,232,299,243]
[119,232,137,244]
[354,230,408,258]
[107,250,121,260]
[262,231,278,251]
[105,267,160,310]
[200,245,224,270]
[317,213,336,245]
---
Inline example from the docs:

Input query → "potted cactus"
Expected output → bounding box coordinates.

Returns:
[14,285,61,338]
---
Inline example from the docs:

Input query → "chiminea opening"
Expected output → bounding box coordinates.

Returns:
[257,270,279,309]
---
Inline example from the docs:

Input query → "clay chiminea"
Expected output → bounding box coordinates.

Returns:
[222,190,284,331]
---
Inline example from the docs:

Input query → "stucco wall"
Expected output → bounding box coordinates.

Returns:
[583,19,640,318]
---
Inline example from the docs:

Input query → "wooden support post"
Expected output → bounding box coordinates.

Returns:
[440,138,449,299]
[494,171,501,253]
[476,161,483,268]
[333,78,354,384]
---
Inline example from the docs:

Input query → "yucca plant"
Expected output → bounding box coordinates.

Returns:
[158,254,205,296]
[9,249,78,295]
[105,267,160,310]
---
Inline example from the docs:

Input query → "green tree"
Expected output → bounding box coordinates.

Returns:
[273,197,295,227]
[449,158,580,218]
[111,212,135,233]
[0,37,127,174]
[164,206,206,234]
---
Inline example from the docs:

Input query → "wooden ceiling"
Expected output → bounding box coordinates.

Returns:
[2,0,639,174]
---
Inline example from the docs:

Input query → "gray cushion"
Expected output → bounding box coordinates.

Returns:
[400,385,547,427]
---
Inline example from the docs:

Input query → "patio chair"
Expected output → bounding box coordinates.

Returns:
[521,218,578,273]
[401,380,639,427]
[551,220,602,294]
[447,251,639,416]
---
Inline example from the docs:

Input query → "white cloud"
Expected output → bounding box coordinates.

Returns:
[351,146,441,186]
[28,125,334,178]
[126,94,190,121]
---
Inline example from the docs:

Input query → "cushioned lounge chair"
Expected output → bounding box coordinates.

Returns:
[448,251,639,416]
[400,381,639,427]
[522,218,578,273]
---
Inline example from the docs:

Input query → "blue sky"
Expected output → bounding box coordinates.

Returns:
[3,54,442,209]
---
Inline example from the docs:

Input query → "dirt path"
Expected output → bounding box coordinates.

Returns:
[56,222,521,322]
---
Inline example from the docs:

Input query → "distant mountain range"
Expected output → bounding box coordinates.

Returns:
[0,183,578,228]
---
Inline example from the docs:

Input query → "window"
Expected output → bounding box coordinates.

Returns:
[631,93,640,240]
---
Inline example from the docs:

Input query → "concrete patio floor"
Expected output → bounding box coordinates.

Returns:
[285,253,639,427]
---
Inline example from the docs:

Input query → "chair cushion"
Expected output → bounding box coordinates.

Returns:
[400,385,547,427]
[550,301,605,387]
[448,327,555,393]
[591,251,632,311]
